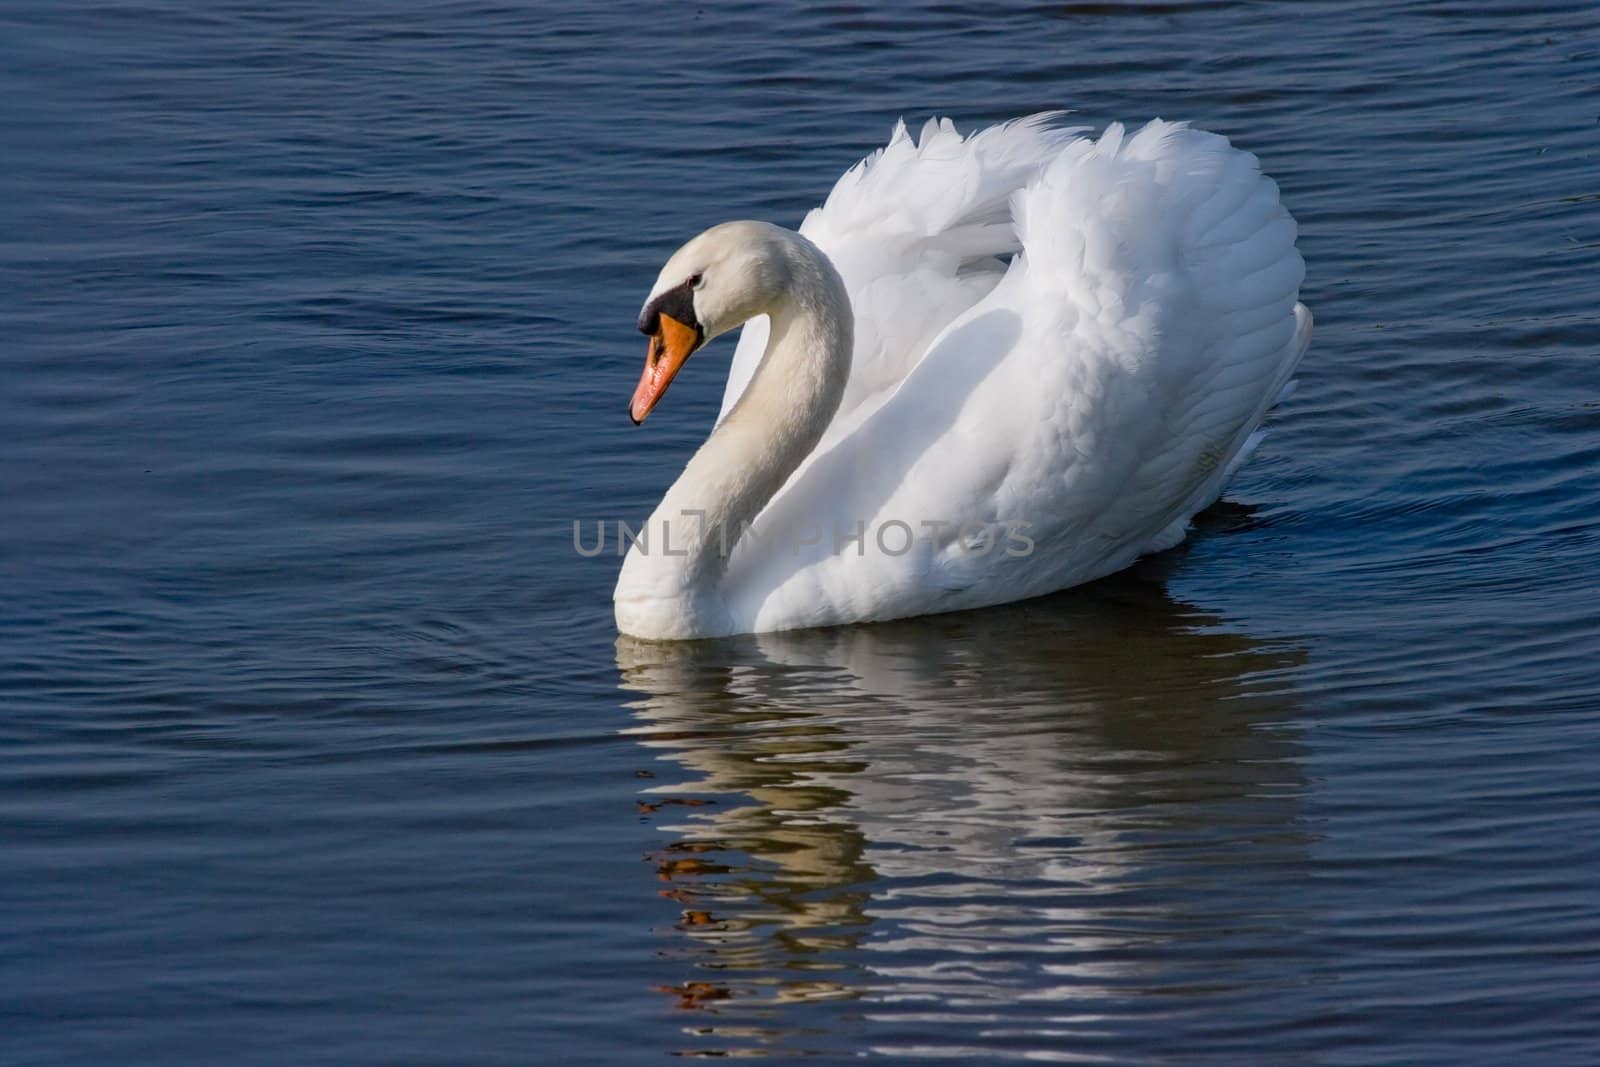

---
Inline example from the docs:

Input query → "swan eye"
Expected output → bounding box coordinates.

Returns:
[688,273,704,290]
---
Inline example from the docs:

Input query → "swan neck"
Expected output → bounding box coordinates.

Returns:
[619,233,851,635]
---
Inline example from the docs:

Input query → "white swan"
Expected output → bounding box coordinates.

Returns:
[616,115,1311,640]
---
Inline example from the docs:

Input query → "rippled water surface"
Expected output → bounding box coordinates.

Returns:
[5,1,1600,1062]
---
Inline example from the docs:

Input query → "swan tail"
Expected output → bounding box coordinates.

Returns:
[1152,300,1314,551]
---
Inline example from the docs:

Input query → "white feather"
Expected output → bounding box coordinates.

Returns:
[617,115,1310,639]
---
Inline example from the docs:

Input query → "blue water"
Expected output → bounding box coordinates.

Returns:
[4,1,1600,1062]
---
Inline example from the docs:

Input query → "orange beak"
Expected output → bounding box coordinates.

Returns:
[630,312,701,424]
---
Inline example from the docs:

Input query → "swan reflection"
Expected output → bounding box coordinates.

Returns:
[617,572,1309,1056]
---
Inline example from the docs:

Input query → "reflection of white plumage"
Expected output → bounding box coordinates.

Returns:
[616,592,1310,1018]
[618,115,1311,639]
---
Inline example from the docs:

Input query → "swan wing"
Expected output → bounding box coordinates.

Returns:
[979,120,1310,575]
[716,113,1084,429]
[732,120,1309,631]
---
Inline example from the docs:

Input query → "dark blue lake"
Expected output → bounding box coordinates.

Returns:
[5,1,1600,1062]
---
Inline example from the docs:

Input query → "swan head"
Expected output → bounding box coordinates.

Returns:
[631,221,795,424]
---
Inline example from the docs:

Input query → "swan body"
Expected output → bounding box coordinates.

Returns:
[616,115,1310,640]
